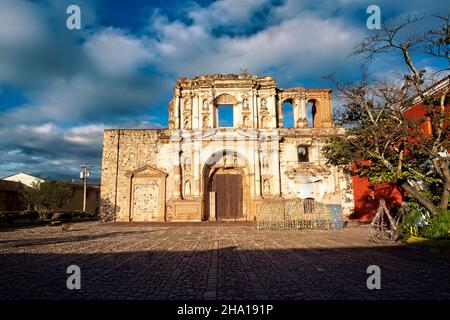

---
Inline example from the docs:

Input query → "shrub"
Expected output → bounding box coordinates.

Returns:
[18,210,39,221]
[83,210,97,218]
[20,180,72,216]
[58,212,74,220]
[423,209,450,239]
[70,211,80,218]
[398,205,429,239]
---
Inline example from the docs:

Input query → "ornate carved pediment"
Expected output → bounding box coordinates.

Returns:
[126,165,167,178]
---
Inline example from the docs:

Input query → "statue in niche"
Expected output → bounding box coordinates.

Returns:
[203,116,209,128]
[184,116,191,129]
[243,116,249,128]
[184,157,191,172]
[263,156,269,169]
[263,179,271,194]
[261,116,268,128]
[184,180,191,197]
[203,100,209,111]
[261,98,267,110]
[185,99,191,110]
[242,98,249,110]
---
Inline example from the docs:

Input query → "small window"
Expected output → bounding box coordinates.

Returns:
[297,146,309,162]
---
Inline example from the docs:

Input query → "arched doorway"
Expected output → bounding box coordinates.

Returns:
[202,150,250,221]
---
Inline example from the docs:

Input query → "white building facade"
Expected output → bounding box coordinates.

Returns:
[100,74,354,222]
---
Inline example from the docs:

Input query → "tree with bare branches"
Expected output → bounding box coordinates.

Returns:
[322,13,450,217]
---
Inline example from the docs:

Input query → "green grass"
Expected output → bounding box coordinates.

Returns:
[406,236,450,254]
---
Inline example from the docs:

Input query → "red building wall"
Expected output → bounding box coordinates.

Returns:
[351,88,449,220]
[352,176,403,221]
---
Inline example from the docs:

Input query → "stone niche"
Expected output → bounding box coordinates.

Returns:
[126,165,167,222]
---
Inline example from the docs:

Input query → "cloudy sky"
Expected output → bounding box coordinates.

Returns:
[0,0,448,181]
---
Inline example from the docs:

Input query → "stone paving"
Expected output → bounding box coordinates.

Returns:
[0,221,449,300]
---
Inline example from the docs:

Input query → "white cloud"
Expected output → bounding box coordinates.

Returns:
[32,123,60,135]
[188,0,270,30]
[148,10,363,83]
[0,0,47,46]
[64,124,105,145]
[84,28,155,77]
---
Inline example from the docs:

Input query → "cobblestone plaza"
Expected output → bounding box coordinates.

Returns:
[0,222,449,300]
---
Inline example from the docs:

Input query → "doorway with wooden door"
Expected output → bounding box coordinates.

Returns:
[209,173,243,220]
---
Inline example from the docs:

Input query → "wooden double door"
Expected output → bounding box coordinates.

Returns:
[210,174,243,220]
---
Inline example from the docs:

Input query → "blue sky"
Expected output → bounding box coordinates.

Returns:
[0,0,448,181]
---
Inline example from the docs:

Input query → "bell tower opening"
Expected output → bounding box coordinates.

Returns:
[306,100,317,128]
[282,100,294,128]
[218,104,234,127]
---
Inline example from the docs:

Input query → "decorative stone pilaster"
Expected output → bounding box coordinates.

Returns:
[171,133,183,200]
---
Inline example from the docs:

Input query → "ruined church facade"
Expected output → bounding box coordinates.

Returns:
[100,74,354,222]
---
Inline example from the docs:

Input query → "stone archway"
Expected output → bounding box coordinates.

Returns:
[202,150,250,221]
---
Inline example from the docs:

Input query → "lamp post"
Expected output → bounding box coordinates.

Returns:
[80,163,94,211]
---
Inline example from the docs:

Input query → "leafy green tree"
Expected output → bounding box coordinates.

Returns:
[322,13,450,216]
[20,180,72,219]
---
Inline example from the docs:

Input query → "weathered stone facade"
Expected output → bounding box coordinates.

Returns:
[100,74,354,222]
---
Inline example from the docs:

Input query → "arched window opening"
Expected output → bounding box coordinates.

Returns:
[282,100,294,128]
[218,104,233,127]
[306,100,317,128]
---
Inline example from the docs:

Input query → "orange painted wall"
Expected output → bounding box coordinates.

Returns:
[352,175,403,221]
[351,101,446,220]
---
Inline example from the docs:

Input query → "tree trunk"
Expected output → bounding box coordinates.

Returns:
[439,160,450,211]
[400,181,439,216]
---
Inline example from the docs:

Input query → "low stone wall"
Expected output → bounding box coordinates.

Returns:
[256,199,344,230]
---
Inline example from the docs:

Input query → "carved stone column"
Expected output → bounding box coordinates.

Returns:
[296,97,308,128]
[171,134,183,199]
[174,92,180,129]
[322,93,333,127]
[193,135,201,197]
[253,91,258,129]
[277,99,283,128]
[272,134,282,197]
[254,138,262,198]
[192,93,199,129]
[270,94,277,128]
